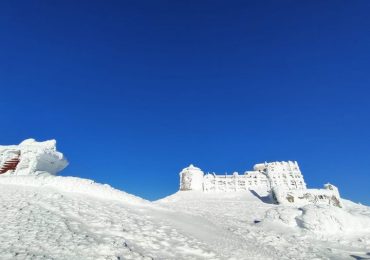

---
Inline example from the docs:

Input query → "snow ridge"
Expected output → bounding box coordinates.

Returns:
[0,175,147,205]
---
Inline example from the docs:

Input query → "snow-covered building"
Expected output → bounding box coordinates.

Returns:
[203,171,270,192]
[179,164,204,191]
[179,161,304,193]
[254,161,306,190]
[0,139,68,176]
[179,161,343,208]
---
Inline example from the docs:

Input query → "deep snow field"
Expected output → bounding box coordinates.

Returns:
[0,175,369,260]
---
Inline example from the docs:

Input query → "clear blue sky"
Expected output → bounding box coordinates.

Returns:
[1,1,369,204]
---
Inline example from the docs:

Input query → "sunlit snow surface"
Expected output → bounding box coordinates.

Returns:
[156,191,370,259]
[0,176,369,259]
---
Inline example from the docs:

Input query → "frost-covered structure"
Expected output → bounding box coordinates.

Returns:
[0,139,68,176]
[179,161,342,208]
[179,161,304,192]
[271,183,343,208]
[203,171,270,192]
[254,161,306,190]
[179,164,204,191]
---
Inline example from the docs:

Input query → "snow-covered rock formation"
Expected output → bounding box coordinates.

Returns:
[271,183,343,208]
[0,139,68,176]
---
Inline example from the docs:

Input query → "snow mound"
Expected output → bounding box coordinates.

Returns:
[262,204,370,235]
[0,175,147,205]
[297,205,370,234]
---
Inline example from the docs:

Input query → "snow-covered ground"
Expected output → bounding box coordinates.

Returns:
[0,175,369,259]
[156,191,370,259]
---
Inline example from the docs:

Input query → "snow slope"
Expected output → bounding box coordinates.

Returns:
[1,175,369,259]
[0,175,223,260]
[156,191,370,260]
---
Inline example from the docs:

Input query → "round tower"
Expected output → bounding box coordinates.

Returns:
[179,164,204,191]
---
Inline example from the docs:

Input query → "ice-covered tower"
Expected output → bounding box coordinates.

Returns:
[254,161,306,191]
[179,164,204,191]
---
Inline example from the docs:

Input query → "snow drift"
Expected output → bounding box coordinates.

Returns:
[0,175,147,205]
[261,204,370,235]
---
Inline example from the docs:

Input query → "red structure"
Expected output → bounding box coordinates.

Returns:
[0,155,20,174]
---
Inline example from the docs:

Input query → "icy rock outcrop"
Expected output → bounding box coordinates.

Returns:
[0,139,68,176]
[271,183,343,208]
